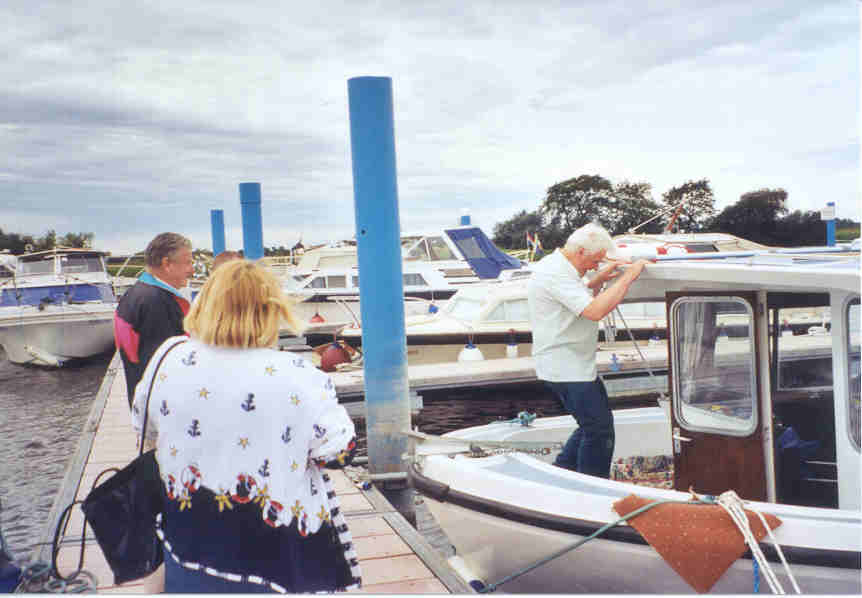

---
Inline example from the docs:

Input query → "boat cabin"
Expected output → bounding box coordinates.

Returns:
[628,252,860,510]
[0,249,115,307]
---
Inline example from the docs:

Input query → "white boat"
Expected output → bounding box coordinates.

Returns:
[0,248,117,366]
[409,244,861,594]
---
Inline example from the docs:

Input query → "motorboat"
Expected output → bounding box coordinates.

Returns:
[0,248,117,366]
[408,243,861,594]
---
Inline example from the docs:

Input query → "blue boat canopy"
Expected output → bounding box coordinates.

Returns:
[444,227,523,279]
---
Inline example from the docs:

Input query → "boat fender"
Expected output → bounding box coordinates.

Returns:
[457,342,484,362]
[505,329,518,358]
[428,303,439,314]
[320,342,351,372]
[310,311,325,323]
[408,464,451,501]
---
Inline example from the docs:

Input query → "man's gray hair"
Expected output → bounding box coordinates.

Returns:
[145,232,192,268]
[564,222,616,256]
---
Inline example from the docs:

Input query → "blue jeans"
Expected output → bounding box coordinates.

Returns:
[546,378,615,478]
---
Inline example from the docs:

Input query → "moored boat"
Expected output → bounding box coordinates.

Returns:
[409,244,861,593]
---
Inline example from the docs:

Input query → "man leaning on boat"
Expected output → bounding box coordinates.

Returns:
[527,223,649,478]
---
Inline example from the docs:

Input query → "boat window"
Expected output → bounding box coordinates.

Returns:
[847,298,860,451]
[446,296,485,321]
[351,275,359,288]
[60,255,104,274]
[17,258,54,275]
[325,275,346,289]
[427,236,455,261]
[775,306,833,391]
[308,276,326,289]
[403,273,428,287]
[671,297,757,436]
[405,239,430,261]
[452,237,485,260]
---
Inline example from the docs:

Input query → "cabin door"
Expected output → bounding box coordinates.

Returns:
[667,292,767,501]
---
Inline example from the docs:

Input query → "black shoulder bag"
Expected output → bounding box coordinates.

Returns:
[53,339,187,585]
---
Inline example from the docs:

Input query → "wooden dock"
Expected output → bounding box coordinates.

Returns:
[31,352,472,594]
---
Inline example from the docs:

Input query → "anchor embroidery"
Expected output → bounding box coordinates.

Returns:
[281,426,292,443]
[160,400,170,416]
[181,351,197,366]
[310,478,318,496]
[259,459,271,477]
[324,378,334,391]
[187,419,201,437]
[292,358,305,368]
[313,424,326,439]
[241,393,256,412]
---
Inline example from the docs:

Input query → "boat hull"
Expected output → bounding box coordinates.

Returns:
[413,462,861,594]
[0,306,116,366]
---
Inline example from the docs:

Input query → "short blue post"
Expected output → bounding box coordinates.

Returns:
[347,76,414,524]
[825,201,836,247]
[239,182,264,260]
[210,209,226,257]
[460,211,471,226]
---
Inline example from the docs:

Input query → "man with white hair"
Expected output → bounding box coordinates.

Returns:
[527,222,649,477]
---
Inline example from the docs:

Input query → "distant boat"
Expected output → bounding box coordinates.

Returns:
[0,248,117,366]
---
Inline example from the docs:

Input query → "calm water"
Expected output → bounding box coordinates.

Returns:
[0,348,112,559]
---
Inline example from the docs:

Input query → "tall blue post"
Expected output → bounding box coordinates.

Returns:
[460,211,471,226]
[210,209,226,257]
[239,182,264,260]
[825,201,836,246]
[347,76,414,523]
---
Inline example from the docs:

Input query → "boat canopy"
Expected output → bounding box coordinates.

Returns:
[444,227,522,279]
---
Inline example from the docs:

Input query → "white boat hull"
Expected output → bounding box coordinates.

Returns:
[0,305,116,366]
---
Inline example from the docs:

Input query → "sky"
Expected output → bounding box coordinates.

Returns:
[1,0,858,255]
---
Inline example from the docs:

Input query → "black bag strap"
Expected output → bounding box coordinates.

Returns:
[139,337,188,456]
[50,337,188,582]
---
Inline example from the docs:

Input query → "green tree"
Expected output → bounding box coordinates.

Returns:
[34,229,57,251]
[771,210,824,246]
[708,188,788,244]
[540,175,614,239]
[0,228,35,253]
[59,232,95,248]
[608,181,663,235]
[492,209,545,249]
[661,179,715,232]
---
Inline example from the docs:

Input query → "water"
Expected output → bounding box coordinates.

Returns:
[0,348,112,559]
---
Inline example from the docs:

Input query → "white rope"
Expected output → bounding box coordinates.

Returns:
[716,490,801,594]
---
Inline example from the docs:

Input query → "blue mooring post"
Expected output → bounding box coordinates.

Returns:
[347,76,414,525]
[825,201,836,247]
[210,209,226,257]
[460,210,471,226]
[239,182,264,260]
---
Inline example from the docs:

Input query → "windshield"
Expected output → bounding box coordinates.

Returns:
[60,255,105,274]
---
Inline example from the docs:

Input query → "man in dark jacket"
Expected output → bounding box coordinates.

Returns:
[114,232,194,406]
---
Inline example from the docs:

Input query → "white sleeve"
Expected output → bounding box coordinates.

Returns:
[130,335,187,435]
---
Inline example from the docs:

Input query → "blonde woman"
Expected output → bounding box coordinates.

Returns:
[131,260,360,593]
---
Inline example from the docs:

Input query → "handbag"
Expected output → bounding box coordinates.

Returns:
[53,339,187,585]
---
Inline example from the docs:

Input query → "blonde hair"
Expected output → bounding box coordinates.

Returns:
[184,260,304,348]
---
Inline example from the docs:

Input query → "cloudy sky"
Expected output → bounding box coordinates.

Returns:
[1,1,858,254]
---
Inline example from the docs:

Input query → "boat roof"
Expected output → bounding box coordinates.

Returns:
[17,248,108,260]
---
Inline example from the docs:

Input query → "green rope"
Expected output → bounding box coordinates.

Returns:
[480,495,716,593]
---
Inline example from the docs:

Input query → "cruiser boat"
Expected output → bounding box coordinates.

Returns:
[0,249,117,366]
[409,243,861,594]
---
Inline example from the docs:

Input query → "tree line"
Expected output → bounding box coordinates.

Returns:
[492,175,859,251]
[0,228,94,253]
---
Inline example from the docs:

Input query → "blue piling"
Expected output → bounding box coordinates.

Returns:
[210,209,226,257]
[825,201,836,247]
[239,183,264,260]
[347,76,414,524]
[460,212,471,226]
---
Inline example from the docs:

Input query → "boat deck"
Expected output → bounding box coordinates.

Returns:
[33,352,471,594]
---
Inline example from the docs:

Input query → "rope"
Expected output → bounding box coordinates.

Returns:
[479,496,690,592]
[608,305,669,402]
[715,490,801,594]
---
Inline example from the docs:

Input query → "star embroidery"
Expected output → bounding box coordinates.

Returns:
[238,437,250,449]
[215,490,233,512]
[198,388,210,399]
[291,500,304,518]
[170,446,178,457]
[265,365,276,376]
[179,491,192,512]
[253,485,270,507]
[158,372,168,383]
[290,394,300,406]
[291,460,299,472]
[317,506,330,522]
